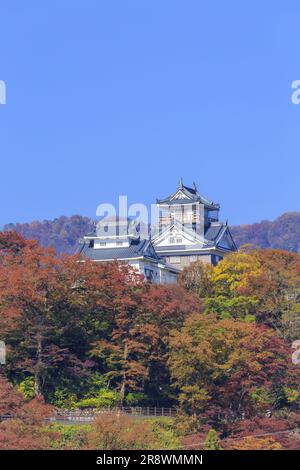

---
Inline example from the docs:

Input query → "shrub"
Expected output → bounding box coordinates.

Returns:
[76,389,121,409]
[204,429,222,450]
[125,392,148,406]
[51,389,78,409]
[230,436,282,450]
[17,377,35,400]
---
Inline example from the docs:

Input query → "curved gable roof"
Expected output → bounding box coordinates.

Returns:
[156,179,220,210]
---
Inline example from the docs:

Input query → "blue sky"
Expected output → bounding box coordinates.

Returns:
[0,1,300,227]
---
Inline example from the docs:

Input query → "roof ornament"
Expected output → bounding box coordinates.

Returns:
[193,181,197,191]
[178,177,183,189]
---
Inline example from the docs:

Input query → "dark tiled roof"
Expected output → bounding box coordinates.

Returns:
[159,199,200,206]
[156,180,220,209]
[78,238,159,262]
[204,224,225,242]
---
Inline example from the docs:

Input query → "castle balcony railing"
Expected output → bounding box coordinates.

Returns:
[159,215,200,225]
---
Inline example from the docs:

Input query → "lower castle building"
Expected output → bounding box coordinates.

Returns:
[77,217,179,284]
[77,180,236,283]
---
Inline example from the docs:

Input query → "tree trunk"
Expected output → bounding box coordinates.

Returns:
[34,332,42,396]
[120,341,128,403]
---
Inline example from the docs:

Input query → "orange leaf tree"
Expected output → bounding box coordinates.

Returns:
[168,313,300,430]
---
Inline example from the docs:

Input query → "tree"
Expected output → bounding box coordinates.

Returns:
[84,413,154,450]
[52,414,181,450]
[90,281,201,402]
[0,376,54,450]
[0,375,23,416]
[4,215,95,254]
[0,230,27,256]
[180,249,300,331]
[0,232,200,405]
[204,429,222,450]
[179,261,213,298]
[230,437,282,450]
[0,235,61,393]
[0,232,115,396]
[224,413,300,449]
[168,314,300,430]
[231,212,300,252]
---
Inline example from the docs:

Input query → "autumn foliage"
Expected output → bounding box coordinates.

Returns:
[0,231,200,404]
[0,375,54,449]
[231,212,300,252]
[168,314,300,430]
[0,231,300,450]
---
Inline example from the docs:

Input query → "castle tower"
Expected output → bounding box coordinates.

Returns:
[157,178,220,238]
[152,179,236,269]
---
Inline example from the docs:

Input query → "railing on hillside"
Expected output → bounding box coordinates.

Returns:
[51,407,178,422]
[0,414,11,421]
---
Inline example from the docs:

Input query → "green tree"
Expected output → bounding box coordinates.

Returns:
[204,429,222,450]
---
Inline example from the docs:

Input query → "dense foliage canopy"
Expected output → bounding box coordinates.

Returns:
[0,231,299,449]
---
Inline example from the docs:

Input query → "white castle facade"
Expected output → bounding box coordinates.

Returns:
[78,179,236,284]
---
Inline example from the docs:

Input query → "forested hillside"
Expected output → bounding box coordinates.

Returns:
[4,212,300,254]
[4,215,94,254]
[231,212,300,252]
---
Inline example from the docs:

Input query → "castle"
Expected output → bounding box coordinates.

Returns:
[78,179,236,283]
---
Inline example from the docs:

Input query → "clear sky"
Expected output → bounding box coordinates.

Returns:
[0,1,300,227]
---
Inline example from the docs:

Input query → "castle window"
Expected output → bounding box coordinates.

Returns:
[100,242,106,247]
[176,237,182,243]
[145,268,154,281]
[169,256,181,264]
[89,240,94,248]
[116,241,123,246]
[169,237,175,244]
